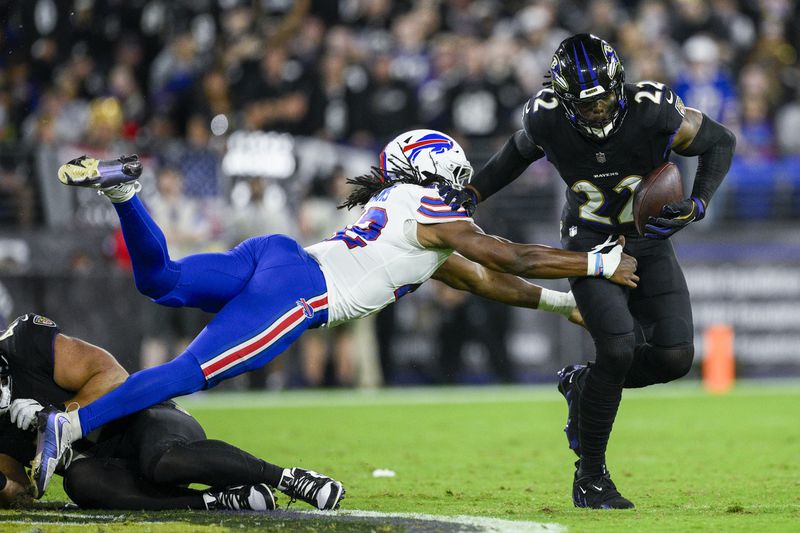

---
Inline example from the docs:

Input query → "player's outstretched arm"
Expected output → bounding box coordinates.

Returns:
[417,220,639,288]
[53,335,129,408]
[440,130,545,213]
[432,252,583,324]
[644,107,736,239]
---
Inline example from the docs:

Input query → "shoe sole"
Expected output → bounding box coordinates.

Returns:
[58,158,142,188]
[58,160,101,186]
[265,488,278,511]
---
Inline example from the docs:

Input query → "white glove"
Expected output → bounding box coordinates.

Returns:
[587,236,623,279]
[9,398,44,431]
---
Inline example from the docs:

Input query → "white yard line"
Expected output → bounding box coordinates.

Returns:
[1,510,566,533]
[333,509,566,532]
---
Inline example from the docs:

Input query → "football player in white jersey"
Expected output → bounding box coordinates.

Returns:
[31,130,638,499]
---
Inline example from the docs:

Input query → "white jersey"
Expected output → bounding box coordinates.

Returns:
[305,184,472,326]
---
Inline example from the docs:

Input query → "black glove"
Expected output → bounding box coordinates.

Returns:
[437,183,478,216]
[644,197,706,239]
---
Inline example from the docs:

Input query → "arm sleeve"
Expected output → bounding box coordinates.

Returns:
[469,130,544,201]
[675,114,736,206]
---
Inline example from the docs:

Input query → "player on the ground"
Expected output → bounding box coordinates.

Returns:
[31,129,639,497]
[440,34,735,509]
[0,313,343,511]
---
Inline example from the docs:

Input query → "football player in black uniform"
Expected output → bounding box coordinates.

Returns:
[441,34,735,509]
[0,313,343,510]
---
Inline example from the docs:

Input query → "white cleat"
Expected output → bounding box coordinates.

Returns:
[278,467,345,510]
[203,483,277,511]
[30,407,79,499]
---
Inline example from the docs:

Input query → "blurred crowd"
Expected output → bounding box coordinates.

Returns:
[0,0,799,385]
[0,0,798,226]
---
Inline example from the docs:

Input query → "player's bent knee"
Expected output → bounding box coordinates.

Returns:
[133,271,179,302]
[593,333,636,379]
[145,441,187,483]
[653,344,694,382]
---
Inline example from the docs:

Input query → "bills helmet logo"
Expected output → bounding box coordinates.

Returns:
[401,133,454,163]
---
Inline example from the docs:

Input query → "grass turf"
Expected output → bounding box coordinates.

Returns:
[2,382,798,532]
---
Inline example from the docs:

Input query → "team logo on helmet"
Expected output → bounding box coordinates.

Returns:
[550,55,569,91]
[401,133,454,163]
[602,42,619,79]
[33,315,56,327]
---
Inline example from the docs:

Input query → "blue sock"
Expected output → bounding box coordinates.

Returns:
[78,353,206,436]
[114,195,180,299]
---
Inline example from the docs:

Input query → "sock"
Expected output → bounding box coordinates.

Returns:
[578,370,623,478]
[151,440,285,488]
[113,195,180,299]
[101,181,141,203]
[78,353,206,436]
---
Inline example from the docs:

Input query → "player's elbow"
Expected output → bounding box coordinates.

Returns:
[719,125,736,152]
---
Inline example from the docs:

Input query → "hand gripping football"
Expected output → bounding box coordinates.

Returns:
[633,162,684,236]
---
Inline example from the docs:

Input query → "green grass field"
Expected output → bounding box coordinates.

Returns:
[2,382,798,532]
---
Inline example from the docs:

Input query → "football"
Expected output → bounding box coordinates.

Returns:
[633,162,684,236]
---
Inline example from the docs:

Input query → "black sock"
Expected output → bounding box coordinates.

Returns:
[151,439,285,488]
[578,371,623,477]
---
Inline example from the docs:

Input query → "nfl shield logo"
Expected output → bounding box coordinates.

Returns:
[595,152,606,163]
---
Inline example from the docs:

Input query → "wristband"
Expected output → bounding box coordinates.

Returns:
[587,252,604,277]
[538,288,576,318]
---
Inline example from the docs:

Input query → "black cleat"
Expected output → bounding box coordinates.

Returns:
[278,467,345,510]
[203,483,277,511]
[58,155,142,188]
[557,364,588,456]
[573,464,635,509]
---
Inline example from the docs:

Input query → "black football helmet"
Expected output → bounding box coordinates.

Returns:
[549,34,627,139]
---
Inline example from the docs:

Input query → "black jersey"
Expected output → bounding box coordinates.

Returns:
[522,81,686,235]
[0,314,189,466]
[0,314,67,464]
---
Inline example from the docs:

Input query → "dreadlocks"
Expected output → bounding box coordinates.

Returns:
[339,153,442,210]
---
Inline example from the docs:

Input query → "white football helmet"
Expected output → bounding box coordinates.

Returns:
[379,129,473,190]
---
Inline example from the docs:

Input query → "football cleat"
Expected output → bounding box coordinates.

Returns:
[30,407,79,499]
[278,467,345,510]
[557,364,588,456]
[573,463,635,509]
[203,484,277,511]
[57,155,142,188]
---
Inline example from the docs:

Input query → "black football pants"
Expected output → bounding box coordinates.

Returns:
[562,226,694,476]
[63,404,284,510]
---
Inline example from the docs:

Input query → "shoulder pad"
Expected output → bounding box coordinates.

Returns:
[522,89,559,143]
[628,81,685,131]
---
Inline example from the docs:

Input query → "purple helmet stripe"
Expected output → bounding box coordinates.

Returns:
[572,44,586,89]
[580,41,600,87]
